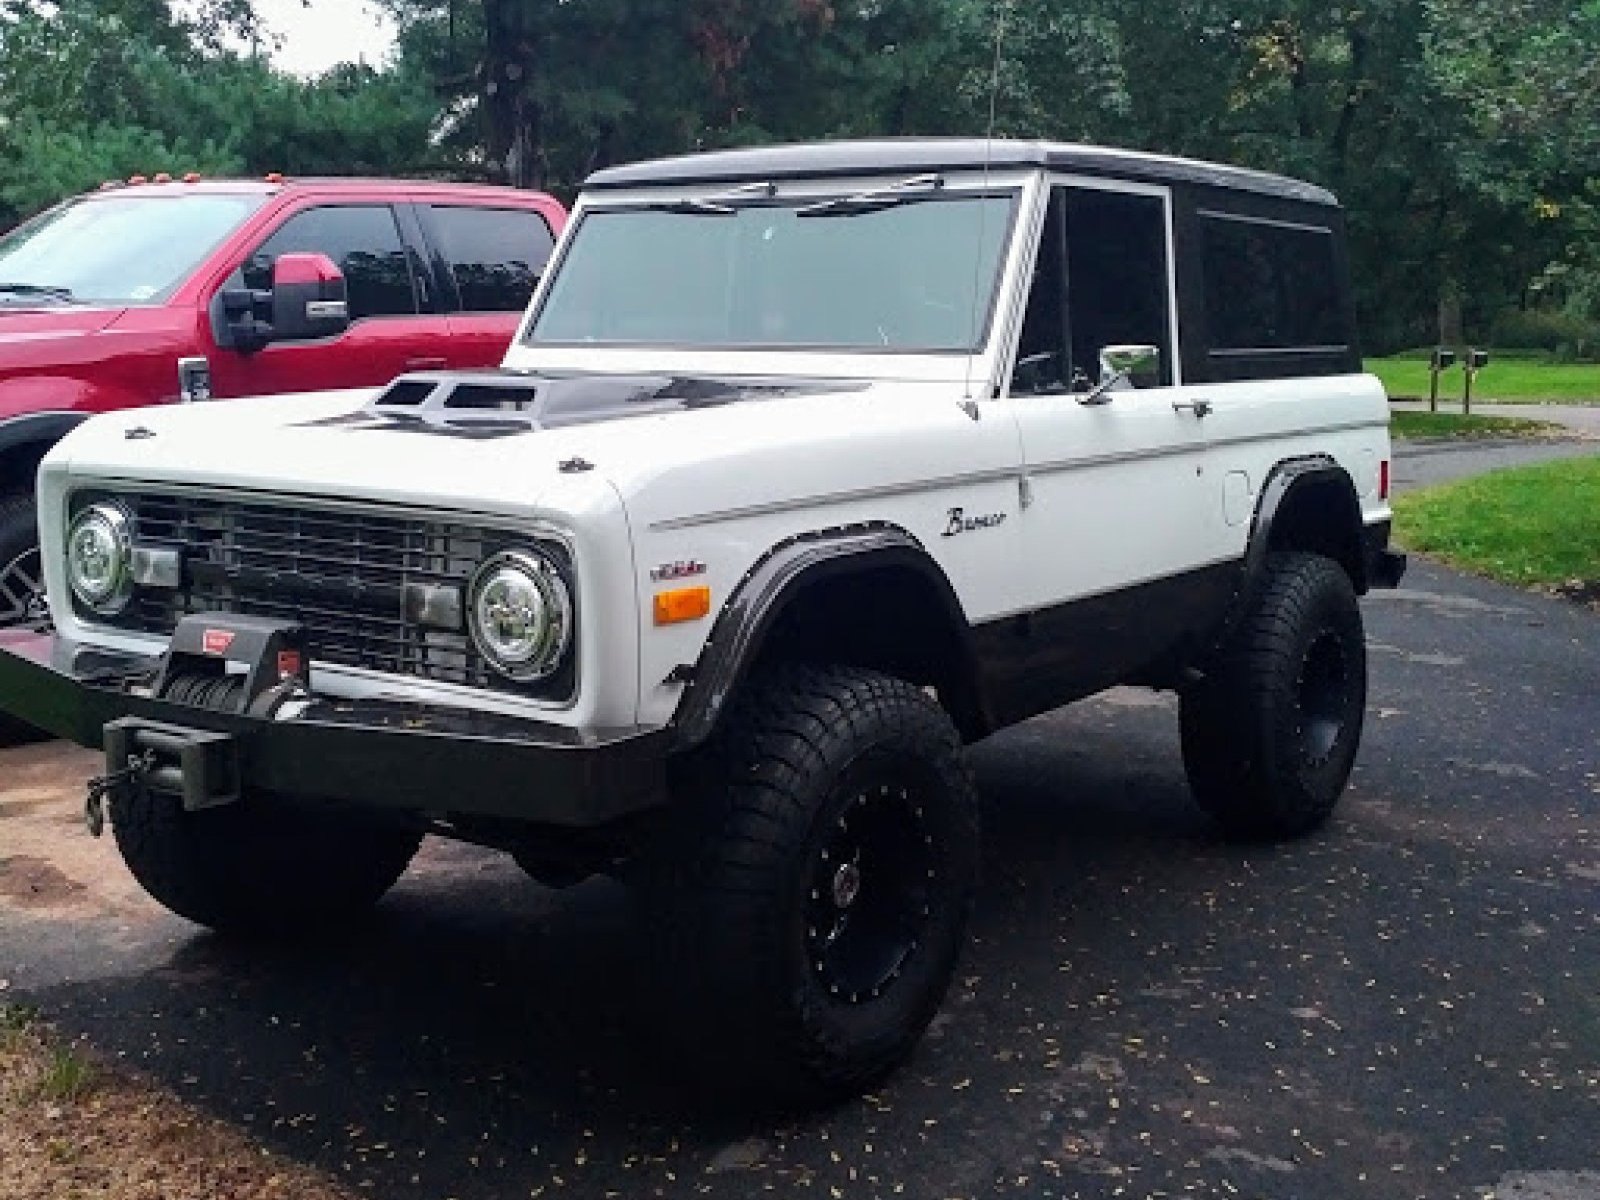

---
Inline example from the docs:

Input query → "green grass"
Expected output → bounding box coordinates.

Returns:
[34,1044,95,1104]
[1367,354,1600,404]
[0,1004,38,1033]
[1390,411,1561,439]
[1393,457,1600,588]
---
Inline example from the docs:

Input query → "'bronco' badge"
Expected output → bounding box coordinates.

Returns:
[943,508,1008,538]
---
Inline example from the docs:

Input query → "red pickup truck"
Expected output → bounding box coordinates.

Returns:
[0,176,566,626]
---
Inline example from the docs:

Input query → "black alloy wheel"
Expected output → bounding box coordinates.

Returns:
[1296,627,1354,766]
[803,777,936,1006]
[0,495,44,628]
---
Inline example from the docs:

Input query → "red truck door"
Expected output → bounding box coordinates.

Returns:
[204,202,451,398]
[414,204,558,367]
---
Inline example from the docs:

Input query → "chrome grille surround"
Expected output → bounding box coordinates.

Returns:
[72,488,576,702]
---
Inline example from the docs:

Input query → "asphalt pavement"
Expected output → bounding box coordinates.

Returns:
[1,476,1597,1199]
[1393,436,1600,492]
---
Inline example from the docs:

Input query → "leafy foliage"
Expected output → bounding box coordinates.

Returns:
[2,0,1599,348]
[0,0,436,227]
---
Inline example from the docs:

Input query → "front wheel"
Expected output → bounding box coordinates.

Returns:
[110,787,423,936]
[642,665,980,1102]
[1180,552,1367,839]
[0,492,48,747]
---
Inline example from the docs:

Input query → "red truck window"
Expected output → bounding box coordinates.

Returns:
[242,205,417,321]
[428,206,555,313]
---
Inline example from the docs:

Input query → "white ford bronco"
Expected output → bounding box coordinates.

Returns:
[0,139,1404,1099]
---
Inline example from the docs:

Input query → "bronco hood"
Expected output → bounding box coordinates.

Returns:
[46,370,883,517]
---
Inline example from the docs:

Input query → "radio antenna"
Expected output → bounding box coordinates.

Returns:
[962,0,1012,404]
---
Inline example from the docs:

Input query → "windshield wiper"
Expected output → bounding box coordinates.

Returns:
[653,180,779,216]
[0,282,78,303]
[795,174,946,218]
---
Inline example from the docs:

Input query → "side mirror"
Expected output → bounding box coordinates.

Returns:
[1469,349,1490,370]
[1100,344,1162,385]
[1081,344,1161,406]
[218,252,349,355]
[268,253,349,343]
[1432,347,1457,370]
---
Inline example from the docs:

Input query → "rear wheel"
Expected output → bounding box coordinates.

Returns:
[1180,551,1367,838]
[641,665,980,1102]
[0,492,48,747]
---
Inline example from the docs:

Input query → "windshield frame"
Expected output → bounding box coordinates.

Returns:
[0,190,270,308]
[514,171,1037,376]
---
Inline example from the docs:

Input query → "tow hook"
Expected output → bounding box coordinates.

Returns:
[84,750,156,838]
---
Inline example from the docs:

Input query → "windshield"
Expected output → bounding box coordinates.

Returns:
[0,192,267,306]
[528,192,1018,353]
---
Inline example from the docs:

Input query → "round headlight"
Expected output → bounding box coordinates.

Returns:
[66,501,133,615]
[467,549,572,682]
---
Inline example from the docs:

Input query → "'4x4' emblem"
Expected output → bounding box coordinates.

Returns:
[943,507,1008,538]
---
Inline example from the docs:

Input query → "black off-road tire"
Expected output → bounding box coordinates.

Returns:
[642,665,980,1104]
[0,492,48,747]
[1180,551,1367,839]
[109,787,423,936]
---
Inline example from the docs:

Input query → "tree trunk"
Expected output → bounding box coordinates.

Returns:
[481,0,545,189]
[1438,283,1465,348]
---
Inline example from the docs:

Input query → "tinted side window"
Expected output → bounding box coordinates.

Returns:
[1064,189,1173,385]
[1011,187,1174,395]
[1201,213,1344,351]
[244,205,416,320]
[429,206,554,312]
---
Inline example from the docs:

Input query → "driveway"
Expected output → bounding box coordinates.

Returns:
[1,555,1596,1200]
[1392,400,1600,439]
[1393,435,1600,491]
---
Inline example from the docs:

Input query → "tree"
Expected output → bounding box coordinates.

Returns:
[0,0,438,227]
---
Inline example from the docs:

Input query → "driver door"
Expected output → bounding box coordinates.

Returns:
[1005,182,1228,699]
[205,203,445,399]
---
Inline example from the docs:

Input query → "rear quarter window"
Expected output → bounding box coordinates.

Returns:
[1198,210,1352,378]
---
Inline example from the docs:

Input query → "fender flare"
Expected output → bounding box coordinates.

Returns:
[0,412,88,491]
[1212,455,1366,654]
[669,524,982,750]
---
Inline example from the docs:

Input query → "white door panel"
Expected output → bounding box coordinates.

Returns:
[1014,392,1218,608]
[1009,180,1230,609]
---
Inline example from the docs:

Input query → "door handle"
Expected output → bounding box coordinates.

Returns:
[406,357,448,372]
[1172,399,1214,418]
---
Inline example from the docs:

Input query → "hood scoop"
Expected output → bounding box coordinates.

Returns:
[317,369,867,439]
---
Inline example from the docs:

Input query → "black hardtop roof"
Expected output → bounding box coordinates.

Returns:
[584,138,1339,208]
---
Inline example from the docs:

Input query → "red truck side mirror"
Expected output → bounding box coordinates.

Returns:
[268,253,350,343]
[219,252,349,354]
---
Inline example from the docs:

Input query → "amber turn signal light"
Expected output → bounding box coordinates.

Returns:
[654,586,712,626]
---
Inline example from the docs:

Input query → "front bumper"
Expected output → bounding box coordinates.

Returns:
[0,628,667,828]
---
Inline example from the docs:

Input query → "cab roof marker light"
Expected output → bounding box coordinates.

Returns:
[153,172,172,183]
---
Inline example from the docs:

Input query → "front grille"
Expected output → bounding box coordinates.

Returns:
[91,491,573,700]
